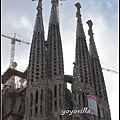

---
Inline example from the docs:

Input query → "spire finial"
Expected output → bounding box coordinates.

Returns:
[36,0,42,15]
[51,0,58,5]
[86,20,94,37]
[49,0,59,24]
[75,2,81,18]
[34,0,44,32]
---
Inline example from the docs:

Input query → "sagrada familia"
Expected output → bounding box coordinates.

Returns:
[2,0,111,120]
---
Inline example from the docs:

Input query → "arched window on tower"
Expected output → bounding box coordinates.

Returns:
[97,104,100,119]
[49,90,52,111]
[36,90,38,103]
[82,92,85,106]
[30,93,33,107]
[59,84,61,96]
[40,105,42,113]
[50,91,52,100]
[54,85,57,98]
[35,107,38,113]
[54,101,57,111]
[60,114,62,120]
[41,89,43,101]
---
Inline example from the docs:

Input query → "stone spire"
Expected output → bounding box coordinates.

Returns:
[34,0,44,32]
[24,1,46,119]
[73,3,96,120]
[87,20,111,120]
[74,3,92,85]
[47,0,64,78]
[45,1,65,119]
[86,20,98,58]
[75,2,85,38]
[49,0,59,25]
[27,0,46,84]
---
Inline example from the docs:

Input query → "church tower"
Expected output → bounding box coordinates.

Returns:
[24,0,47,119]
[24,0,65,120]
[86,19,111,120]
[46,0,65,119]
[72,2,97,120]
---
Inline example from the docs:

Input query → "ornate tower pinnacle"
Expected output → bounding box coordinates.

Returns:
[75,2,85,38]
[51,0,58,5]
[34,0,44,32]
[47,0,64,78]
[36,0,42,15]
[49,0,59,24]
[86,19,98,57]
[75,2,81,18]
[86,19,94,37]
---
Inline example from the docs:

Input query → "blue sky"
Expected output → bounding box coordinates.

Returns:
[1,0,119,120]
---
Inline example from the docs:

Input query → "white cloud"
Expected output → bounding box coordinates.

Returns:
[11,16,32,30]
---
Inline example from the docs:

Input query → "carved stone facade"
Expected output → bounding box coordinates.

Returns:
[2,1,111,120]
[2,87,25,120]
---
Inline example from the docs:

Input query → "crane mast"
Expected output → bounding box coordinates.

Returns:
[2,33,30,90]
[2,33,30,68]
[10,33,16,68]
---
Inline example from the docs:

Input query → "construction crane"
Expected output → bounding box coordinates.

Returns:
[73,61,118,75]
[2,33,30,92]
[102,67,118,74]
[1,33,31,68]
[100,61,118,74]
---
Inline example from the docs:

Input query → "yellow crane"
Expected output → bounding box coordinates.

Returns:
[1,33,31,68]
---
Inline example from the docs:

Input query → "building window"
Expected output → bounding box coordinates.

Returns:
[36,77,39,79]
[36,73,39,75]
[30,110,32,117]
[36,91,38,103]
[50,91,52,100]
[35,107,38,113]
[54,86,57,98]
[59,84,61,95]
[54,101,57,111]
[40,106,42,113]
[60,114,62,120]
[50,103,52,111]
[30,93,33,106]
[82,92,85,106]
[59,99,62,109]
[41,89,43,101]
